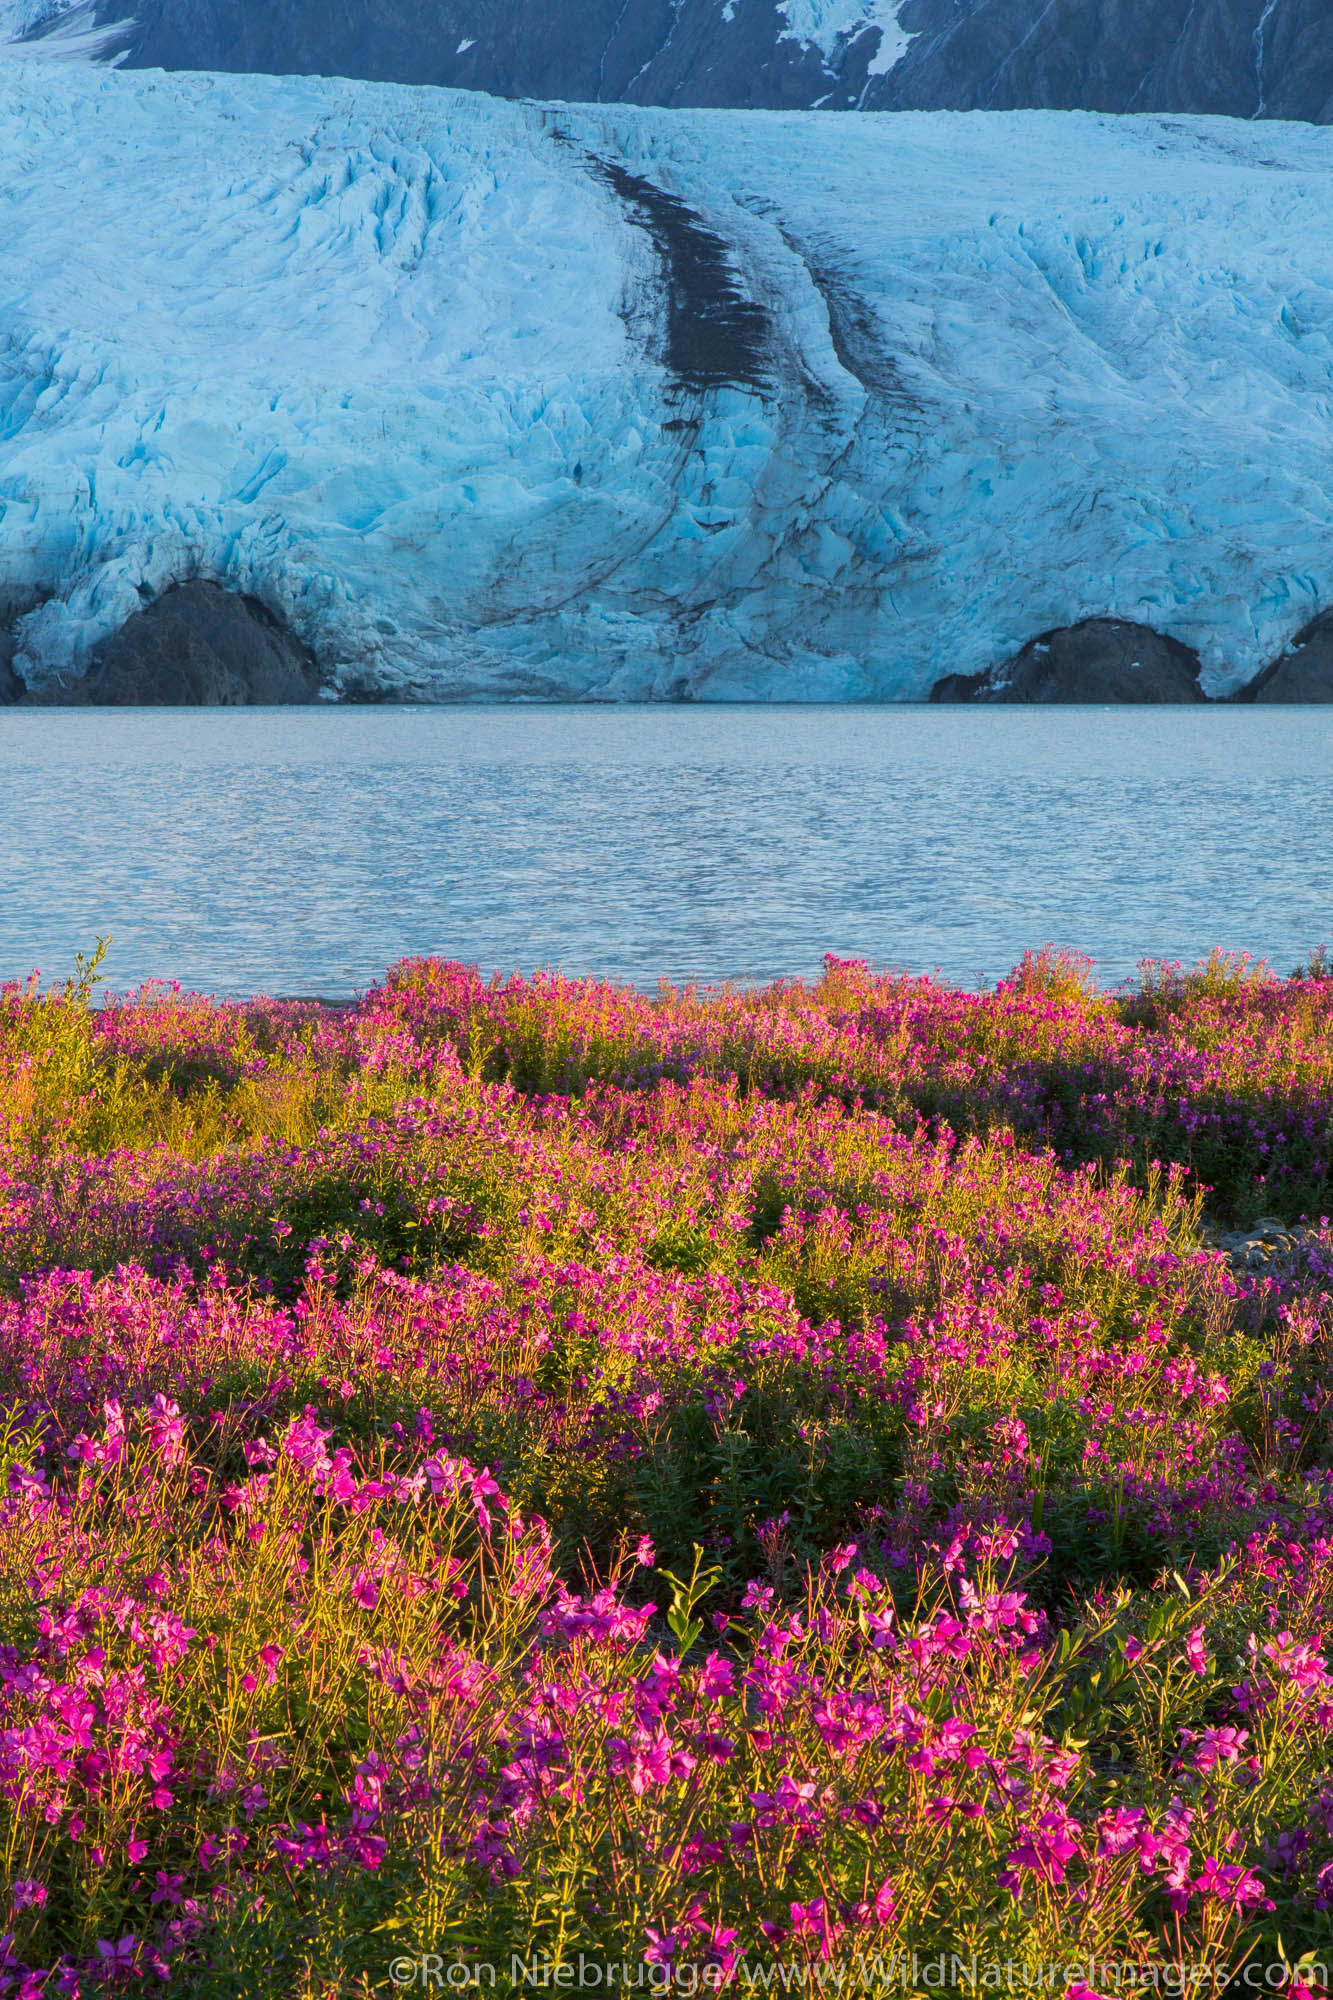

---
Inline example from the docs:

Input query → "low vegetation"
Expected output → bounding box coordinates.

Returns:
[0,945,1329,1995]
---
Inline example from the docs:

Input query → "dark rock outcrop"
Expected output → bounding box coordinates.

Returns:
[38,583,321,706]
[1234,610,1333,701]
[931,618,1207,703]
[0,593,49,704]
[1204,1215,1329,1273]
[69,0,1333,123]
[0,628,22,707]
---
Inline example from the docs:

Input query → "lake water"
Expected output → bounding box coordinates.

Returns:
[1,705,1329,999]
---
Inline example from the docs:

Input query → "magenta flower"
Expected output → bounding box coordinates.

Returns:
[1192,1726,1249,1773]
[1183,1626,1211,1675]
[788,1899,844,1960]
[643,1927,679,1966]
[94,1935,139,1970]
[1003,1812,1082,1889]
[349,1571,380,1611]
[1191,1856,1273,1914]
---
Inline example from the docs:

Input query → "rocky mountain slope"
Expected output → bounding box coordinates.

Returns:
[4,0,906,102]
[4,67,1333,702]
[883,0,1333,122]
[5,0,1333,122]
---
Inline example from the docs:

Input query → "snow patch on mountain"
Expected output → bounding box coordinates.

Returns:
[0,0,128,60]
[778,0,915,74]
[5,67,1333,700]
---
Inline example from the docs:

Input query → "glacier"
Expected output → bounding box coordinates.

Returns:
[4,63,1333,698]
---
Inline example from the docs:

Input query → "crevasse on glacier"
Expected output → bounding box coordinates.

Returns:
[3,65,1333,700]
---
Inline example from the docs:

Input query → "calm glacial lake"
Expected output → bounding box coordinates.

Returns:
[1,705,1330,999]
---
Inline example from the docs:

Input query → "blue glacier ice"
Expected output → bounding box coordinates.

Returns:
[4,62,1333,697]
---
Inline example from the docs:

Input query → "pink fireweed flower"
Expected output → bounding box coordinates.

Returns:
[1260,1631,1329,1693]
[538,1585,653,1645]
[1191,1726,1249,1773]
[851,1879,897,1927]
[696,1652,735,1701]
[746,1776,822,1830]
[1002,1811,1082,1889]
[1183,1626,1211,1675]
[1191,1857,1273,1913]
[145,1395,186,1466]
[280,1410,334,1480]
[609,1727,696,1796]
[256,1643,283,1685]
[691,1921,742,1980]
[991,1416,1031,1464]
[862,1601,896,1649]
[349,1571,380,1612]
[94,1935,139,1970]
[66,1399,127,1467]
[1096,1806,1148,1857]
[787,1899,844,1960]
[272,1820,332,1870]
[348,1753,387,1822]
[345,1826,390,1877]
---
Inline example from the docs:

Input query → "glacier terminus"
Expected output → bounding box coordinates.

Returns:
[4,63,1333,699]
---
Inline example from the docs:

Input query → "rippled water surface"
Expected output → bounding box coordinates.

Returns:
[1,705,1329,997]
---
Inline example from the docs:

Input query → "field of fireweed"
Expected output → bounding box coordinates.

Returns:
[0,947,1331,1997]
